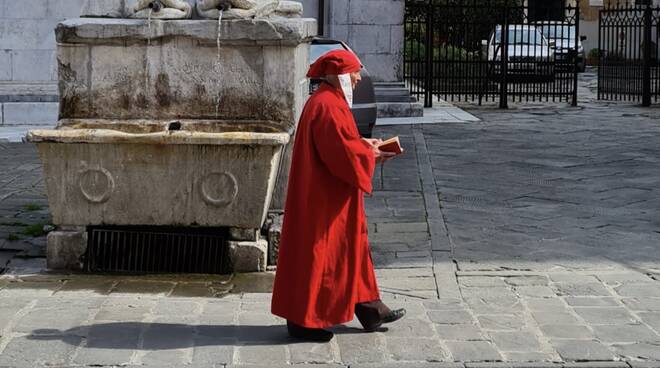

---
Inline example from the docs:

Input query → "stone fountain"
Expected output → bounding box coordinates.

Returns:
[27,0,315,273]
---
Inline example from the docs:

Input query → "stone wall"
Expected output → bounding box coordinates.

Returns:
[0,0,86,125]
[325,0,404,83]
[0,0,87,84]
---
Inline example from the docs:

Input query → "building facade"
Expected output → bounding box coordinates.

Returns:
[0,0,406,126]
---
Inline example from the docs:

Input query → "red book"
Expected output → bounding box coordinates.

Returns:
[377,136,404,155]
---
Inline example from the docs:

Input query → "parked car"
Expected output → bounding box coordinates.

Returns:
[309,37,377,138]
[482,25,556,82]
[535,21,587,72]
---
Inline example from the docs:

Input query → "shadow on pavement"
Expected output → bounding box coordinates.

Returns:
[25,322,372,348]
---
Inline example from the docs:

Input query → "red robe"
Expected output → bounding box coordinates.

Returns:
[271,82,380,328]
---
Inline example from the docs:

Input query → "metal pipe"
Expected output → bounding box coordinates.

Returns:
[149,1,163,13]
[318,0,325,36]
[217,0,231,11]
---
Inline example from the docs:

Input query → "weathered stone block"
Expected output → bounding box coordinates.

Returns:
[331,24,349,43]
[53,18,314,123]
[613,343,660,360]
[236,345,287,365]
[539,324,593,339]
[477,314,526,331]
[49,0,88,19]
[377,102,423,119]
[15,306,92,333]
[3,102,59,125]
[428,309,475,324]
[623,298,660,311]
[72,322,140,366]
[229,227,259,241]
[289,341,335,364]
[593,324,660,343]
[615,283,660,298]
[30,131,287,229]
[0,19,55,50]
[46,230,87,270]
[80,0,125,17]
[338,332,386,364]
[435,323,485,340]
[361,52,401,82]
[11,50,56,81]
[229,239,267,272]
[5,0,48,19]
[267,213,282,265]
[524,297,567,311]
[192,337,235,366]
[564,297,620,307]
[0,335,82,367]
[550,339,615,361]
[573,307,638,325]
[444,341,502,362]
[555,282,612,296]
[349,25,391,55]
[0,51,11,80]
[488,331,542,351]
[386,337,448,361]
[531,311,580,325]
[329,0,349,25]
[638,312,660,330]
[349,0,403,25]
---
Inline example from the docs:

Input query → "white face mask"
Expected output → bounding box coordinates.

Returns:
[337,73,354,108]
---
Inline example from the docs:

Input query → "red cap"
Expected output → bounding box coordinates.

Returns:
[307,49,362,78]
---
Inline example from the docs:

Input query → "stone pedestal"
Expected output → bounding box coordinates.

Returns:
[46,229,87,270]
[229,239,268,272]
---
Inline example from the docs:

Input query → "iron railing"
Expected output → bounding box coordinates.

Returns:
[85,226,230,274]
[404,0,580,108]
[598,2,660,105]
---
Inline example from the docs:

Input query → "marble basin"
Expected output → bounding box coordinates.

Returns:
[27,119,289,229]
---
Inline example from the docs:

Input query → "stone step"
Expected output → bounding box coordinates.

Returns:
[373,82,406,88]
[373,83,418,105]
[376,95,418,103]
[374,87,413,96]
[377,102,424,119]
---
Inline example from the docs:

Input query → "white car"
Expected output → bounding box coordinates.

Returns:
[535,21,586,72]
[482,25,556,82]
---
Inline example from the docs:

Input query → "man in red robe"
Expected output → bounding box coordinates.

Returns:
[271,49,406,342]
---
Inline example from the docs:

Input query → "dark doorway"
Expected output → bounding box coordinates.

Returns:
[528,0,566,21]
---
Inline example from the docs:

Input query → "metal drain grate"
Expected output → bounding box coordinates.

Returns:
[85,226,230,274]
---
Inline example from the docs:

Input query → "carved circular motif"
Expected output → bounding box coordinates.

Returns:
[200,171,238,207]
[78,167,115,204]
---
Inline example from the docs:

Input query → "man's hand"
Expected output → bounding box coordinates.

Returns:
[362,138,396,163]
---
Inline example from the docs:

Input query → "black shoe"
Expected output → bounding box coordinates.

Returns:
[287,321,334,342]
[382,308,406,324]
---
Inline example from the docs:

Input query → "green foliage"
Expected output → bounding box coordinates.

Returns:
[20,223,48,238]
[588,48,601,59]
[6,234,20,241]
[23,203,43,212]
[405,39,480,62]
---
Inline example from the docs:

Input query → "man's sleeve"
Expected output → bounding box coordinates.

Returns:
[312,105,375,194]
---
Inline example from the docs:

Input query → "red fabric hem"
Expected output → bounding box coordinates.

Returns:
[271,292,380,329]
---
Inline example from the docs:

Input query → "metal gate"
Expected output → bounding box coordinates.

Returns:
[598,3,660,105]
[404,0,581,108]
[85,226,231,274]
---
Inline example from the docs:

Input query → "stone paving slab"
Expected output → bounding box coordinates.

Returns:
[2,72,660,366]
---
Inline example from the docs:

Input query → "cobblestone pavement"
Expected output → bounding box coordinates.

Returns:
[1,72,660,367]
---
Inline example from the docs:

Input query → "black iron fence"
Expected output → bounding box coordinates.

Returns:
[404,0,580,108]
[598,3,660,105]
